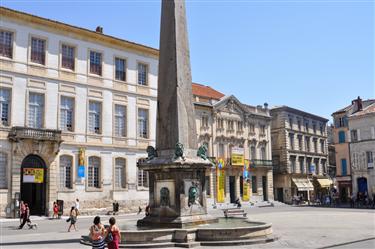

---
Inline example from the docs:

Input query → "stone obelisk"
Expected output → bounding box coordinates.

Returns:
[156,0,197,155]
[137,0,217,228]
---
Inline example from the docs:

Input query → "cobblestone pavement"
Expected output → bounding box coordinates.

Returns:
[1,206,374,249]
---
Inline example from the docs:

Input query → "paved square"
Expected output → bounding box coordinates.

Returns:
[1,206,374,249]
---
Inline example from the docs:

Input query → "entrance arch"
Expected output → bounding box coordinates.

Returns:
[21,154,47,215]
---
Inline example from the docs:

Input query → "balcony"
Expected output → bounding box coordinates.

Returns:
[8,126,62,142]
[250,159,273,168]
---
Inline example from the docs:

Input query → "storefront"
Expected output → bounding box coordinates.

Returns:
[291,178,314,203]
[313,177,333,202]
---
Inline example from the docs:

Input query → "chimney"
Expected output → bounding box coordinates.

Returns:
[95,26,103,33]
[352,96,363,113]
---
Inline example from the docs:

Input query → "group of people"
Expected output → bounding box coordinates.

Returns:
[89,216,121,249]
[350,191,375,208]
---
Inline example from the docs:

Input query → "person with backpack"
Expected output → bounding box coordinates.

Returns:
[106,217,121,249]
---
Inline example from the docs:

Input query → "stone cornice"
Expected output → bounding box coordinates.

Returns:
[0,7,159,58]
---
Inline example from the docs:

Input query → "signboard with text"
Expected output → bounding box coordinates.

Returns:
[23,168,44,183]
[231,147,244,166]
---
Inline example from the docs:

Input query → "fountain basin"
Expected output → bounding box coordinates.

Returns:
[122,218,273,247]
[81,217,275,248]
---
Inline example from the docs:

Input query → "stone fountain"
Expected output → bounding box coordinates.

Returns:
[81,0,274,247]
[136,0,217,229]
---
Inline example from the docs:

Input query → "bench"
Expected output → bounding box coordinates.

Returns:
[223,208,247,218]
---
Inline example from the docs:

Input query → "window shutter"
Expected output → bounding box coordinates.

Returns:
[357,129,361,141]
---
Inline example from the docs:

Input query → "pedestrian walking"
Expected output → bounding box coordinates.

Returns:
[106,217,121,249]
[89,216,106,249]
[19,201,25,225]
[18,203,31,229]
[75,198,80,215]
[67,206,77,232]
[52,202,59,219]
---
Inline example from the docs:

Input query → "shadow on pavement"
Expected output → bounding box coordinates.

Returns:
[1,239,80,246]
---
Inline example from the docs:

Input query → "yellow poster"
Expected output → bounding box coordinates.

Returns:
[23,168,44,183]
[231,147,244,166]
[217,168,225,203]
[243,182,250,201]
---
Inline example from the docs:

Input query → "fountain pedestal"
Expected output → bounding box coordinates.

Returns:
[137,150,218,228]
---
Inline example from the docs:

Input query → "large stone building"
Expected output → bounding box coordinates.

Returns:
[193,83,274,205]
[0,7,158,217]
[348,101,375,197]
[270,106,329,204]
[331,97,375,202]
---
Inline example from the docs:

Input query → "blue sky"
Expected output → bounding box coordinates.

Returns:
[1,0,374,121]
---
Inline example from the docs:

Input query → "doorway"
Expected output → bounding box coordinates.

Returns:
[229,176,236,203]
[21,155,47,215]
[277,188,284,202]
[357,177,368,193]
[262,176,268,201]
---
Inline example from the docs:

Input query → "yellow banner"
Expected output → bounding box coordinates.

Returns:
[231,147,244,166]
[23,168,44,183]
[217,168,225,203]
[242,182,250,201]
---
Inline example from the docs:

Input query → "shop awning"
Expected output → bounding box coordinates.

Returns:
[292,178,314,191]
[316,178,333,188]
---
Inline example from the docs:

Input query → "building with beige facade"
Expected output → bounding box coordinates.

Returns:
[0,7,158,217]
[331,97,375,202]
[348,101,375,197]
[192,83,274,205]
[270,106,329,204]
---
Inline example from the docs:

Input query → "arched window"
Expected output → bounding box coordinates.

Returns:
[88,156,100,188]
[59,155,73,189]
[115,158,126,189]
[0,152,7,189]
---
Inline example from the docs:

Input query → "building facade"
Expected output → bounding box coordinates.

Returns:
[348,102,375,197]
[0,7,158,217]
[331,97,375,202]
[270,106,329,204]
[193,84,274,205]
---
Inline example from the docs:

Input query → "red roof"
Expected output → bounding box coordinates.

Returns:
[192,83,224,100]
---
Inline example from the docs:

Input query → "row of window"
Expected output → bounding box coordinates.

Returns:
[289,133,326,153]
[0,88,149,138]
[0,152,149,190]
[289,156,327,175]
[58,155,149,190]
[216,117,267,134]
[288,115,326,135]
[0,30,150,85]
[217,143,267,160]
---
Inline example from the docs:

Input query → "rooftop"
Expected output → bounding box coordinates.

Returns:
[192,83,225,100]
[350,102,375,117]
[270,105,329,122]
[332,99,375,115]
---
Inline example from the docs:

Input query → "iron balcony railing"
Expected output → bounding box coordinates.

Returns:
[8,126,62,141]
[249,159,273,167]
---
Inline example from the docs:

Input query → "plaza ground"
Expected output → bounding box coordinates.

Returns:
[1,206,374,249]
